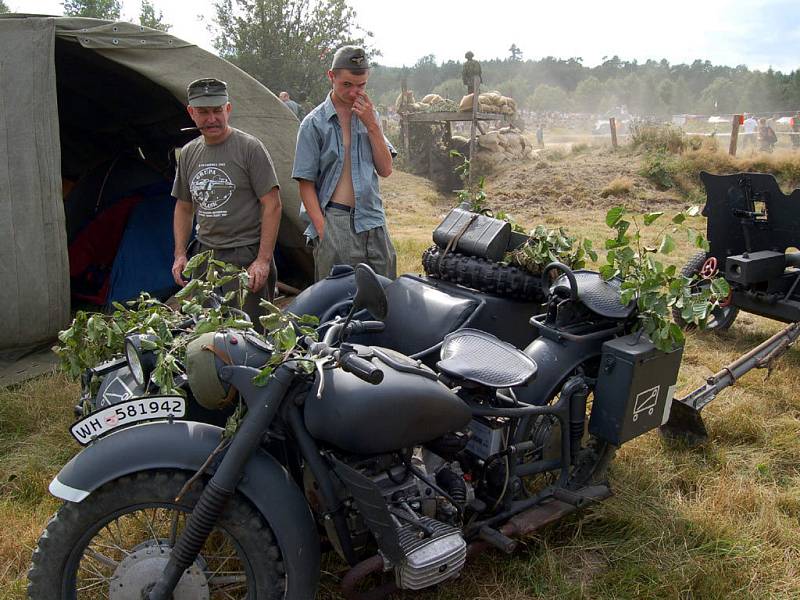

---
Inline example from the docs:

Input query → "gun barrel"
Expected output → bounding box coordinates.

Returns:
[676,322,800,411]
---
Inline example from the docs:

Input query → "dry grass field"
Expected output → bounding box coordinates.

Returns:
[2,144,800,599]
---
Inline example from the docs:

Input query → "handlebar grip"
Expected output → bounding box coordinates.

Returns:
[347,320,386,335]
[340,352,384,384]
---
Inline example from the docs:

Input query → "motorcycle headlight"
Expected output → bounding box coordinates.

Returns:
[124,335,158,387]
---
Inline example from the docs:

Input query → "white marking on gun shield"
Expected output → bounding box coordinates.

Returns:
[632,385,660,422]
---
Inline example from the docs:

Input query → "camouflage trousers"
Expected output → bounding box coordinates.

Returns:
[312,205,397,281]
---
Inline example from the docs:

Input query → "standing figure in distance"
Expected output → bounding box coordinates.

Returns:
[462,51,482,95]
[279,91,302,119]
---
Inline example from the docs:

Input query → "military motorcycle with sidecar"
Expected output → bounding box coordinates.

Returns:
[31,262,687,599]
[38,205,798,598]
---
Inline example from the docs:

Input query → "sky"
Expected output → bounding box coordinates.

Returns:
[14,0,800,73]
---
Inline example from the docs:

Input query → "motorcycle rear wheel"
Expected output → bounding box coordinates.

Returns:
[28,469,286,600]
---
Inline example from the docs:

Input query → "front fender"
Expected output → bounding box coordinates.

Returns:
[51,420,320,599]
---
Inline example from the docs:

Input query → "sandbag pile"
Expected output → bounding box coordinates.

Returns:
[473,126,531,168]
[459,91,517,115]
[396,91,458,113]
[395,90,416,111]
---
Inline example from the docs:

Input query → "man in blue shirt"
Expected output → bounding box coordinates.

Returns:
[292,46,397,280]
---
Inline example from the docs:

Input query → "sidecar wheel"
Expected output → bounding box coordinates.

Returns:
[28,470,286,599]
[672,250,738,331]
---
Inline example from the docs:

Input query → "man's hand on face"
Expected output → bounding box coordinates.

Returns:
[247,257,271,293]
[352,92,378,129]
[172,255,188,287]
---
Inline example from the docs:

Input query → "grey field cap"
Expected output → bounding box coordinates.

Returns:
[187,78,229,107]
[331,46,369,71]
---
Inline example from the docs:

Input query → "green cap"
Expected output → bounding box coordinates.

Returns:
[187,78,229,107]
[331,46,369,71]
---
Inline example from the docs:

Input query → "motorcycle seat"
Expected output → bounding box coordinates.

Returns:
[551,270,635,319]
[437,328,537,388]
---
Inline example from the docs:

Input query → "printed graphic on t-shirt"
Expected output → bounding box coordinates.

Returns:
[190,165,236,216]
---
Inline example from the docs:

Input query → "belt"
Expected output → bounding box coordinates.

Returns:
[327,201,354,212]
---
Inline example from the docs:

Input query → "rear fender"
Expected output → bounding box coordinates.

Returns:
[51,420,319,600]
[516,335,606,405]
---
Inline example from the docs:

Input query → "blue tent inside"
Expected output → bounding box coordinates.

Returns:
[65,161,180,308]
[107,191,179,306]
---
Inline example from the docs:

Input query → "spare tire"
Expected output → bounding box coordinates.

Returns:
[422,245,546,302]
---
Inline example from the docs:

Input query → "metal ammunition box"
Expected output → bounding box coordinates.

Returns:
[589,333,683,445]
[432,208,511,262]
[725,250,786,284]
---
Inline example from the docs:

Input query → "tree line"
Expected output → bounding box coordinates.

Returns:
[366,54,800,117]
[9,1,797,117]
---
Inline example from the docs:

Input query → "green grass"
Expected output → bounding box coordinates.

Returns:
[3,156,800,599]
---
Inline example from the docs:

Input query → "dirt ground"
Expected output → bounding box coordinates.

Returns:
[380,143,694,276]
[481,145,684,222]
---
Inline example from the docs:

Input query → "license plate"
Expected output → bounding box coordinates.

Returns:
[70,396,186,446]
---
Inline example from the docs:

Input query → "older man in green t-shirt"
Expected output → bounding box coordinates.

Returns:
[171,78,282,323]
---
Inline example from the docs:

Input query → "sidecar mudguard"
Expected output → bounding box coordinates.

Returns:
[50,420,319,600]
[516,331,611,405]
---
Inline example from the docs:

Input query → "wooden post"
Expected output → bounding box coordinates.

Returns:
[609,117,618,149]
[729,114,741,156]
[400,80,410,157]
[468,76,480,187]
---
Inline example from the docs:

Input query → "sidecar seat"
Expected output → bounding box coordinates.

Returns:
[350,275,480,359]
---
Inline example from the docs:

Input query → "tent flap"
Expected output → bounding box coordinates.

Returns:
[0,14,313,353]
[0,17,70,353]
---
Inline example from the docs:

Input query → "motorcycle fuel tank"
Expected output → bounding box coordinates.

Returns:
[304,347,472,455]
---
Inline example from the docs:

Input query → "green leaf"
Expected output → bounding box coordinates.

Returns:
[259,313,283,331]
[599,265,617,280]
[140,338,159,351]
[174,279,201,299]
[658,234,676,254]
[605,206,625,227]
[643,211,664,226]
[298,314,320,326]
[184,252,207,274]
[710,277,731,298]
[671,212,687,225]
[252,366,274,387]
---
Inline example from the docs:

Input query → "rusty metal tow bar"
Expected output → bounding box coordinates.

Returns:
[661,321,800,445]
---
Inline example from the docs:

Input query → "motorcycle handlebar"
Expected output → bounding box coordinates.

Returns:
[345,320,385,335]
[339,351,384,385]
[303,337,385,385]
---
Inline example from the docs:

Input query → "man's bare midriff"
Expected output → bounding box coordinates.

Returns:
[330,111,356,207]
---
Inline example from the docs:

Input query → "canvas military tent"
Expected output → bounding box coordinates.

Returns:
[0,14,313,357]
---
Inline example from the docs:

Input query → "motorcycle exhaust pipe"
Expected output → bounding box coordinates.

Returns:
[341,554,397,600]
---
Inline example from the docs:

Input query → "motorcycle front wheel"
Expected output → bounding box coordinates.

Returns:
[28,469,286,600]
